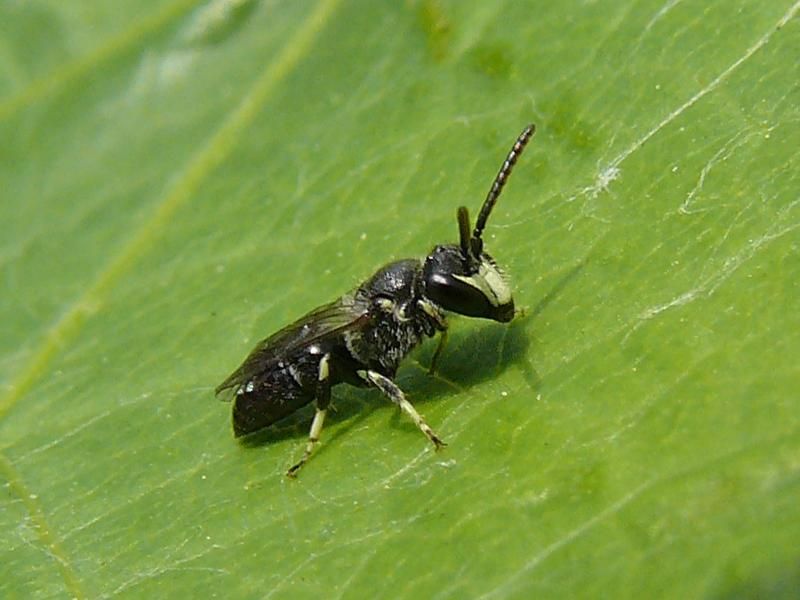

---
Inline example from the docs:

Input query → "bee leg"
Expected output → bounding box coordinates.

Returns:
[428,327,448,375]
[418,298,448,375]
[358,369,446,450]
[287,354,332,478]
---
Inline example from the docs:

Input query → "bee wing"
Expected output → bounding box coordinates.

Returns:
[215,294,369,398]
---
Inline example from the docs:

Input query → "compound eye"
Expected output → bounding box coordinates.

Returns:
[426,274,494,319]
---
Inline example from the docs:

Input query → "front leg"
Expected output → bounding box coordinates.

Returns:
[358,369,446,449]
[428,328,448,375]
[418,298,448,375]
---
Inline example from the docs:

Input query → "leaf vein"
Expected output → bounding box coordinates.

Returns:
[0,452,85,598]
[0,0,344,423]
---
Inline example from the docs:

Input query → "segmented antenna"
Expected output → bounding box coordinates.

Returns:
[457,206,471,255]
[472,124,536,242]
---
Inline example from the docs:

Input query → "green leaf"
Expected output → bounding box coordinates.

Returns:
[2,0,799,597]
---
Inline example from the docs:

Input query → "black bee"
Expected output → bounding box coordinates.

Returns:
[216,124,536,476]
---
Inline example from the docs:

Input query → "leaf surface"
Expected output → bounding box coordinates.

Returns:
[2,1,799,597]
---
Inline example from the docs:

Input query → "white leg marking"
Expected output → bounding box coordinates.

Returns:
[359,370,446,449]
[308,408,327,443]
[318,353,330,381]
[287,354,332,477]
[418,298,448,329]
[287,408,327,477]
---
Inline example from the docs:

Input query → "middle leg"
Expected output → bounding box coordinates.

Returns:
[358,369,446,449]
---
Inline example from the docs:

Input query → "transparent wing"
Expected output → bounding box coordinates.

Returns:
[215,293,368,397]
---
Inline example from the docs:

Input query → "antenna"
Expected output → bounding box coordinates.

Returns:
[472,124,536,244]
[457,206,471,255]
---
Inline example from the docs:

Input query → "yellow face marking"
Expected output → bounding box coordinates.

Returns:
[479,261,512,305]
[452,260,512,308]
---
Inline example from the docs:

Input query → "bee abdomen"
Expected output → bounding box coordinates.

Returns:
[232,359,317,437]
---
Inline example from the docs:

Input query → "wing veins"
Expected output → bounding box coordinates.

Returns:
[215,295,368,397]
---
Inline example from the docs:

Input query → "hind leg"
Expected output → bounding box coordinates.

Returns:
[287,354,332,477]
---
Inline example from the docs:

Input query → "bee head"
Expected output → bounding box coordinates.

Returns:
[423,239,514,322]
[422,124,534,323]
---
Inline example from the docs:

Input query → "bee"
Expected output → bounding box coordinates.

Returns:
[216,124,536,476]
